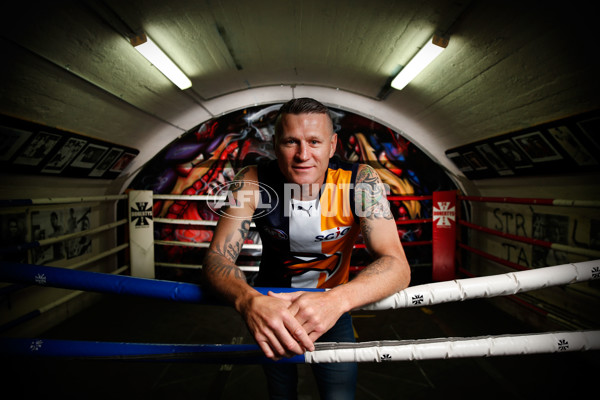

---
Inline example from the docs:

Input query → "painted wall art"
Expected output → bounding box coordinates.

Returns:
[129,103,456,276]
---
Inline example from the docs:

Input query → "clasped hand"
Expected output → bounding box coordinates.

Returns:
[241,290,342,360]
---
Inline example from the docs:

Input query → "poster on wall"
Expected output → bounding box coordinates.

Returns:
[70,143,108,169]
[0,125,32,162]
[65,206,92,259]
[88,147,123,177]
[30,206,92,264]
[13,131,61,166]
[531,213,569,268]
[512,131,563,163]
[41,137,88,174]
[0,213,28,263]
[31,209,66,264]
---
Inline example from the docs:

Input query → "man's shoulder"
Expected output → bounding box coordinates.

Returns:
[354,163,380,182]
[231,165,260,184]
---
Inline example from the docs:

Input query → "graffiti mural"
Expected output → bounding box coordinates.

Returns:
[129,103,456,274]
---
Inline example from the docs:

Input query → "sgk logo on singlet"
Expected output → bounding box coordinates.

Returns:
[314,226,352,242]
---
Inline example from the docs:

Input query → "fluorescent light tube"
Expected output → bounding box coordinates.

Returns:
[391,35,448,90]
[131,34,192,90]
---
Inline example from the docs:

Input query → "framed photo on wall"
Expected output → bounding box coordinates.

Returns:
[446,151,473,173]
[88,147,123,177]
[0,125,33,162]
[109,152,136,174]
[577,116,600,151]
[511,131,563,163]
[0,114,139,179]
[475,143,513,175]
[41,137,88,173]
[492,138,533,170]
[70,143,108,169]
[13,131,62,166]
[548,125,597,166]
[462,149,489,171]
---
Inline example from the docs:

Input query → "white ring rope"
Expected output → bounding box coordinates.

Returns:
[154,239,262,250]
[551,199,600,207]
[154,218,257,228]
[35,219,127,247]
[155,261,259,272]
[1,194,128,206]
[360,260,600,311]
[306,330,600,363]
[153,194,225,201]
[2,330,598,363]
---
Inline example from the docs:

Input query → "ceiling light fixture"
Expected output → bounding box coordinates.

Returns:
[391,34,449,91]
[130,33,192,90]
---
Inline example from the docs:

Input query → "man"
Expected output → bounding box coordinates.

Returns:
[203,98,411,399]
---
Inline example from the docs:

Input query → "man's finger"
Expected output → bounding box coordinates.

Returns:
[283,317,314,352]
[262,330,289,359]
[257,340,278,361]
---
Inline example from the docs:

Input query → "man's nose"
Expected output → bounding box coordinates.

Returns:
[295,142,309,161]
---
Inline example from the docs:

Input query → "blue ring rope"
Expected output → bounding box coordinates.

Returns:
[0,337,304,364]
[0,262,323,304]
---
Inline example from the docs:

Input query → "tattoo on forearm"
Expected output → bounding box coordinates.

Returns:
[238,219,250,239]
[356,166,393,220]
[203,218,251,282]
[204,249,246,281]
[219,219,251,261]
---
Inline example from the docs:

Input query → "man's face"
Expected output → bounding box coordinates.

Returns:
[274,113,337,187]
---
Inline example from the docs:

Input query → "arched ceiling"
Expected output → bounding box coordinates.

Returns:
[1,0,598,189]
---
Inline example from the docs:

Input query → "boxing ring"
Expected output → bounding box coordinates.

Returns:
[1,192,599,368]
[1,260,598,363]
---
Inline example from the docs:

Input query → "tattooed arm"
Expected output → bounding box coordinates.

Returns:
[344,164,411,304]
[202,166,313,359]
[270,164,410,342]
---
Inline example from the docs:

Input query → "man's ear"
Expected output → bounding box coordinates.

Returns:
[329,133,338,157]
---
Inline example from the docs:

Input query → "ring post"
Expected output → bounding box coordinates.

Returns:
[128,190,155,278]
[432,190,457,281]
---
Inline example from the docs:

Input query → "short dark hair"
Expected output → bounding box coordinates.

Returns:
[274,97,333,138]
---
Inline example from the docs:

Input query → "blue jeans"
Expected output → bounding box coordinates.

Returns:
[262,312,357,400]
